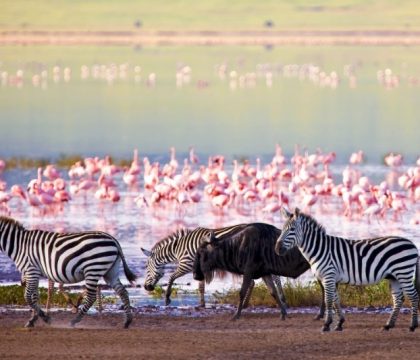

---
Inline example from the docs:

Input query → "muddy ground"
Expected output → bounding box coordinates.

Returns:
[1,309,419,359]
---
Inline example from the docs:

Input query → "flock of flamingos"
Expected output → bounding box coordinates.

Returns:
[0,145,419,225]
[1,61,419,91]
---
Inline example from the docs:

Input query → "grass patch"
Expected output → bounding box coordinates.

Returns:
[0,285,115,307]
[214,280,401,308]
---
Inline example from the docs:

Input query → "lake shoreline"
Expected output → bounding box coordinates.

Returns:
[2,29,420,46]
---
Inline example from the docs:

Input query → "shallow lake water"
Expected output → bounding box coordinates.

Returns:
[0,160,418,307]
[0,44,419,307]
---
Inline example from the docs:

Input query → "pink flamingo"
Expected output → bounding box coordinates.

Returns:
[384,153,403,167]
[43,164,60,180]
[349,151,364,165]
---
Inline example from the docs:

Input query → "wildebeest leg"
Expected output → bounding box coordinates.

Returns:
[231,274,253,321]
[314,281,326,320]
[165,267,190,306]
[262,275,287,320]
[242,279,255,309]
[198,280,205,307]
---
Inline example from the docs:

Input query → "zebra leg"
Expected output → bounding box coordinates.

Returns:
[165,267,189,306]
[272,275,288,307]
[322,278,335,332]
[242,279,255,309]
[400,281,419,332]
[198,280,205,307]
[70,278,98,327]
[104,263,133,329]
[24,275,50,328]
[46,280,55,314]
[384,280,404,330]
[314,281,326,320]
[262,275,287,320]
[333,289,345,331]
[112,280,132,329]
[96,285,103,314]
[231,274,253,321]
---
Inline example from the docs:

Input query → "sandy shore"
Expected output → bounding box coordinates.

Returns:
[1,309,420,359]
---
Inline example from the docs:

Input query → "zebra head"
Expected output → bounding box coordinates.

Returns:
[275,207,302,256]
[141,247,165,291]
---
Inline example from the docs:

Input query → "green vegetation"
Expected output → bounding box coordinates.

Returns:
[0,285,114,307]
[1,0,420,31]
[214,280,401,308]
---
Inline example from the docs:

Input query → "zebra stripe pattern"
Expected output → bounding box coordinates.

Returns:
[142,224,280,307]
[275,207,420,332]
[0,216,136,328]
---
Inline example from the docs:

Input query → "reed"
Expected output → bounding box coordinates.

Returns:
[0,285,113,307]
[214,280,400,308]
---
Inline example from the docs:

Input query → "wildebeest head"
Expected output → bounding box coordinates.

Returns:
[193,230,218,283]
[141,247,165,291]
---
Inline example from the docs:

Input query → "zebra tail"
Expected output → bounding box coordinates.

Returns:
[116,241,138,286]
[416,256,420,304]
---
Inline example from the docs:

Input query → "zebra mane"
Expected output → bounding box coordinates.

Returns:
[299,212,326,234]
[152,228,192,250]
[0,216,25,231]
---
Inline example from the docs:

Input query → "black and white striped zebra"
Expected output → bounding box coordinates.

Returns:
[141,224,287,309]
[0,216,137,328]
[275,207,420,332]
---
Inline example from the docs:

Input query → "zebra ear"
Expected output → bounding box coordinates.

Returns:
[141,247,152,257]
[294,207,301,217]
[281,207,292,219]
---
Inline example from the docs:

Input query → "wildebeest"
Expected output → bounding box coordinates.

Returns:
[193,222,325,320]
[142,225,288,313]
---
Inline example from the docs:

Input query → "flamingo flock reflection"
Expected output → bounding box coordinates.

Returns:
[2,61,420,91]
[0,146,418,226]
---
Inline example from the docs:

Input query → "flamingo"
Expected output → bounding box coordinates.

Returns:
[349,151,364,165]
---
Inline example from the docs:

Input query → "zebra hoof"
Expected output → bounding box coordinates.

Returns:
[43,315,51,324]
[409,326,416,332]
[24,321,34,328]
[334,326,343,331]
[165,298,171,306]
[383,325,391,331]
[322,325,330,332]
[124,318,133,329]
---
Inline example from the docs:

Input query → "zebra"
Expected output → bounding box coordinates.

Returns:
[275,207,420,332]
[141,224,288,310]
[0,216,137,328]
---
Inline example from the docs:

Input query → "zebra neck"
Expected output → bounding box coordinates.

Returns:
[298,226,329,262]
[0,224,26,262]
[158,238,179,261]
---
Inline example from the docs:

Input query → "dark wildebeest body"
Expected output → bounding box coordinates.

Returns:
[193,222,325,320]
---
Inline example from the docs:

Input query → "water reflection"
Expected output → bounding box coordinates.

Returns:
[0,45,419,161]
